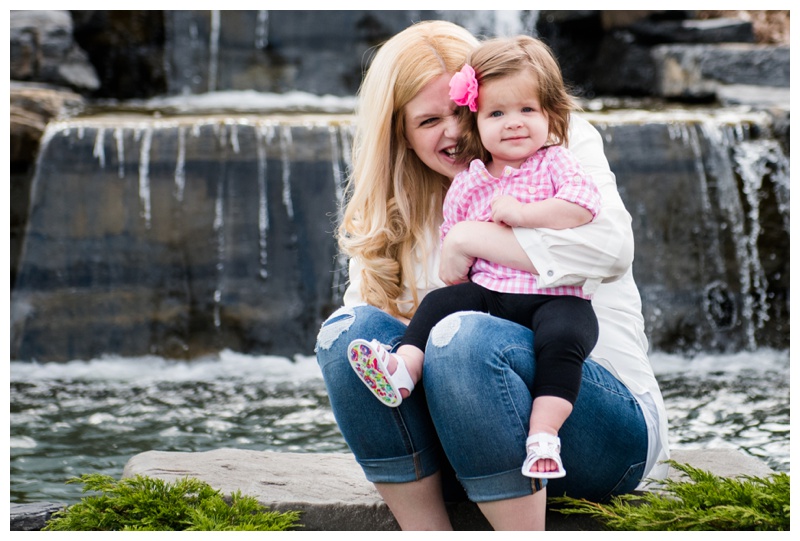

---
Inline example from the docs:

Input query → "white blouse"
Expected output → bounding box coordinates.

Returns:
[343,114,670,483]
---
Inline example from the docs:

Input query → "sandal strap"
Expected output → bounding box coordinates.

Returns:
[525,432,561,453]
[521,432,566,478]
[371,340,415,393]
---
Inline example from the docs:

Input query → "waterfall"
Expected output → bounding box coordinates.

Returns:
[11,105,788,361]
[587,108,788,354]
[12,112,355,361]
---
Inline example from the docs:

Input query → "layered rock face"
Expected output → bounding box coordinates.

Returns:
[9,10,790,361]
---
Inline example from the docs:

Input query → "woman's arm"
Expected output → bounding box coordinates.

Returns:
[439,221,535,285]
[440,115,634,293]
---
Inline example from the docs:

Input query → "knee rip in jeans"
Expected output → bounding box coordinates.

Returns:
[430,311,485,348]
[316,304,363,351]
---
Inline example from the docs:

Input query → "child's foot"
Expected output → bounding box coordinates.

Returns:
[347,339,416,408]
[521,433,566,479]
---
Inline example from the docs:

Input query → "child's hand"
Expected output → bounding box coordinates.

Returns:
[491,195,524,227]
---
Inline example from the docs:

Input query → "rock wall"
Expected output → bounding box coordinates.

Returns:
[9,10,790,360]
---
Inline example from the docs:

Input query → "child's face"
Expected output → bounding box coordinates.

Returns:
[476,71,550,171]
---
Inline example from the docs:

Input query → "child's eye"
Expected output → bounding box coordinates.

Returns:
[420,117,438,126]
[490,111,503,118]
[522,106,535,112]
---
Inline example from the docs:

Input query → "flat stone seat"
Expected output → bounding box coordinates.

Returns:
[116,448,774,531]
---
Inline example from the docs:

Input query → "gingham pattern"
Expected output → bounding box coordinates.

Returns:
[441,146,601,299]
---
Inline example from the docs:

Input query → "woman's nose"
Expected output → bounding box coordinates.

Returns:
[443,114,459,138]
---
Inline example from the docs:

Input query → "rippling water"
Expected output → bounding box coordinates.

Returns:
[9,348,789,506]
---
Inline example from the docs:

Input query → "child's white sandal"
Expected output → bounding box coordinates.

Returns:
[521,432,566,479]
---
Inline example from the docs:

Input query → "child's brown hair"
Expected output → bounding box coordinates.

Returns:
[455,35,578,164]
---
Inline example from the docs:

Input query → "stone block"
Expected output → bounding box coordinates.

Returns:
[120,447,775,531]
[652,43,789,98]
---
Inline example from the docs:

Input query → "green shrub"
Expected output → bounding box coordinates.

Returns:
[552,461,789,531]
[43,473,301,531]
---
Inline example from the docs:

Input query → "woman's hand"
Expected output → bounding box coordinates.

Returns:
[439,223,476,285]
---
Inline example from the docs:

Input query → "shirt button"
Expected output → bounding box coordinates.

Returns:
[573,174,582,182]
[528,187,537,193]
[547,270,554,277]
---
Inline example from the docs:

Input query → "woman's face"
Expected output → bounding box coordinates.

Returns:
[403,73,465,180]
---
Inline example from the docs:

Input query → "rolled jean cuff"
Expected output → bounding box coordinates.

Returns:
[357,443,442,484]
[459,467,546,503]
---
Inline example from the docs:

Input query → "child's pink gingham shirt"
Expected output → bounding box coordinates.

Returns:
[441,145,601,299]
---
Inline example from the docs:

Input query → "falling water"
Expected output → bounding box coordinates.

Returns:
[327,123,355,303]
[137,127,153,229]
[256,124,275,279]
[92,127,106,168]
[279,124,294,220]
[208,10,220,93]
[174,126,186,201]
[255,10,269,50]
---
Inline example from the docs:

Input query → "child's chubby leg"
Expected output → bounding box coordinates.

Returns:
[522,396,573,477]
[347,339,424,407]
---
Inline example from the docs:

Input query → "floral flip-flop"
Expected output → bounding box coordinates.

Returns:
[347,339,415,408]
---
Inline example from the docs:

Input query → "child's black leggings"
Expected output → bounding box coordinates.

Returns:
[402,281,599,405]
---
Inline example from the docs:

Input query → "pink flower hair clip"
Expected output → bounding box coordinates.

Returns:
[449,64,478,112]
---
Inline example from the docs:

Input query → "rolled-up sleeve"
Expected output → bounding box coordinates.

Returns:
[342,256,364,305]
[513,115,634,295]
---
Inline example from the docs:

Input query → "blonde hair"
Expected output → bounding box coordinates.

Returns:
[337,21,478,319]
[456,35,578,164]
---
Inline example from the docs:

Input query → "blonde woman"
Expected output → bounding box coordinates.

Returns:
[348,35,603,481]
[315,20,669,530]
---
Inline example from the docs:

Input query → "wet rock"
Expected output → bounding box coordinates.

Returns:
[10,82,84,164]
[628,17,755,44]
[10,82,85,288]
[10,502,64,531]
[653,44,790,99]
[70,10,167,100]
[9,10,99,92]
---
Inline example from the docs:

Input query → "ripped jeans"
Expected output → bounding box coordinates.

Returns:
[315,304,648,503]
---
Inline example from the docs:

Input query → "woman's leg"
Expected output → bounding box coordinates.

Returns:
[423,312,648,524]
[546,359,648,501]
[315,304,452,529]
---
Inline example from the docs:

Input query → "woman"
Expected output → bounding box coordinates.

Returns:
[315,20,669,530]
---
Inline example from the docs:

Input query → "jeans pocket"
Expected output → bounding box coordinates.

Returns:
[603,460,646,501]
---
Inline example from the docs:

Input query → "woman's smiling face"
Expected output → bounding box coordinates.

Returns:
[403,73,465,180]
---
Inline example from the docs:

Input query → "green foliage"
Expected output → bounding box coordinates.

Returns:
[42,473,301,531]
[552,461,789,531]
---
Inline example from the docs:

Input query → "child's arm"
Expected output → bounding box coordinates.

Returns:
[493,144,600,229]
[491,195,593,230]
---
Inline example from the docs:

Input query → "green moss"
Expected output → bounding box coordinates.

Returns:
[43,473,301,531]
[552,461,790,531]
